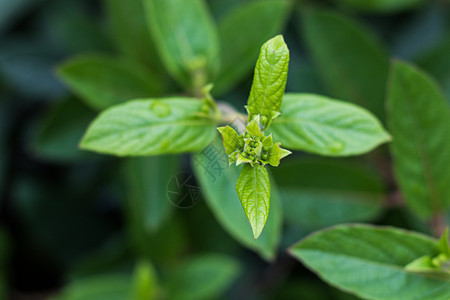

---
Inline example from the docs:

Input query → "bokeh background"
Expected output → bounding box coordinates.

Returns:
[0,0,449,299]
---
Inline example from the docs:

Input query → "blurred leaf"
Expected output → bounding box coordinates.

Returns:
[269,93,391,156]
[123,155,179,233]
[52,274,132,300]
[81,98,217,156]
[331,0,424,13]
[131,261,159,300]
[236,164,271,239]
[142,0,219,89]
[301,9,389,120]
[416,36,450,103]
[57,54,162,110]
[38,0,113,54]
[289,225,450,300]
[165,254,240,300]
[214,0,291,95]
[104,0,163,72]
[273,158,385,230]
[246,35,289,129]
[192,137,282,260]
[387,61,450,217]
[32,97,97,162]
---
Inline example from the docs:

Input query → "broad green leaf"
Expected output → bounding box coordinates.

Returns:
[387,61,450,217]
[192,137,282,260]
[131,261,159,300]
[236,164,271,239]
[289,224,450,300]
[142,0,219,89]
[165,254,240,300]
[52,274,132,300]
[104,0,163,72]
[246,35,289,129]
[80,98,217,156]
[57,54,162,110]
[269,93,391,156]
[123,155,179,233]
[214,0,291,95]
[416,37,450,103]
[32,98,97,162]
[273,158,384,230]
[301,9,389,120]
[331,0,424,13]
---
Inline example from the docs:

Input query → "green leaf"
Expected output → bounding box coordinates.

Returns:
[192,137,282,260]
[387,61,450,217]
[289,224,450,300]
[130,261,159,300]
[246,35,289,129]
[273,158,385,230]
[416,37,450,104]
[32,98,97,162]
[301,9,389,120]
[104,0,163,72]
[236,164,271,239]
[330,0,425,13]
[52,274,132,300]
[80,98,217,156]
[214,0,291,95]
[269,93,391,156]
[217,125,242,155]
[142,0,219,89]
[165,254,240,300]
[57,54,162,110]
[123,155,179,233]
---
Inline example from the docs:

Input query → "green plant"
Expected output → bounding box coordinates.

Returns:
[4,0,450,299]
[78,34,390,239]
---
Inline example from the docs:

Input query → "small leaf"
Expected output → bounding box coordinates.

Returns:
[217,126,242,155]
[57,54,162,110]
[130,261,159,300]
[165,254,240,300]
[387,61,450,217]
[236,164,270,239]
[244,115,265,138]
[192,138,282,260]
[289,224,450,300]
[267,142,291,167]
[438,228,450,256]
[81,98,216,156]
[142,0,219,89]
[214,0,291,95]
[269,93,391,156]
[246,35,289,129]
[301,9,389,120]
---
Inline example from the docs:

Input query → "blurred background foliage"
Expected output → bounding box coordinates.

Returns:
[0,0,449,299]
